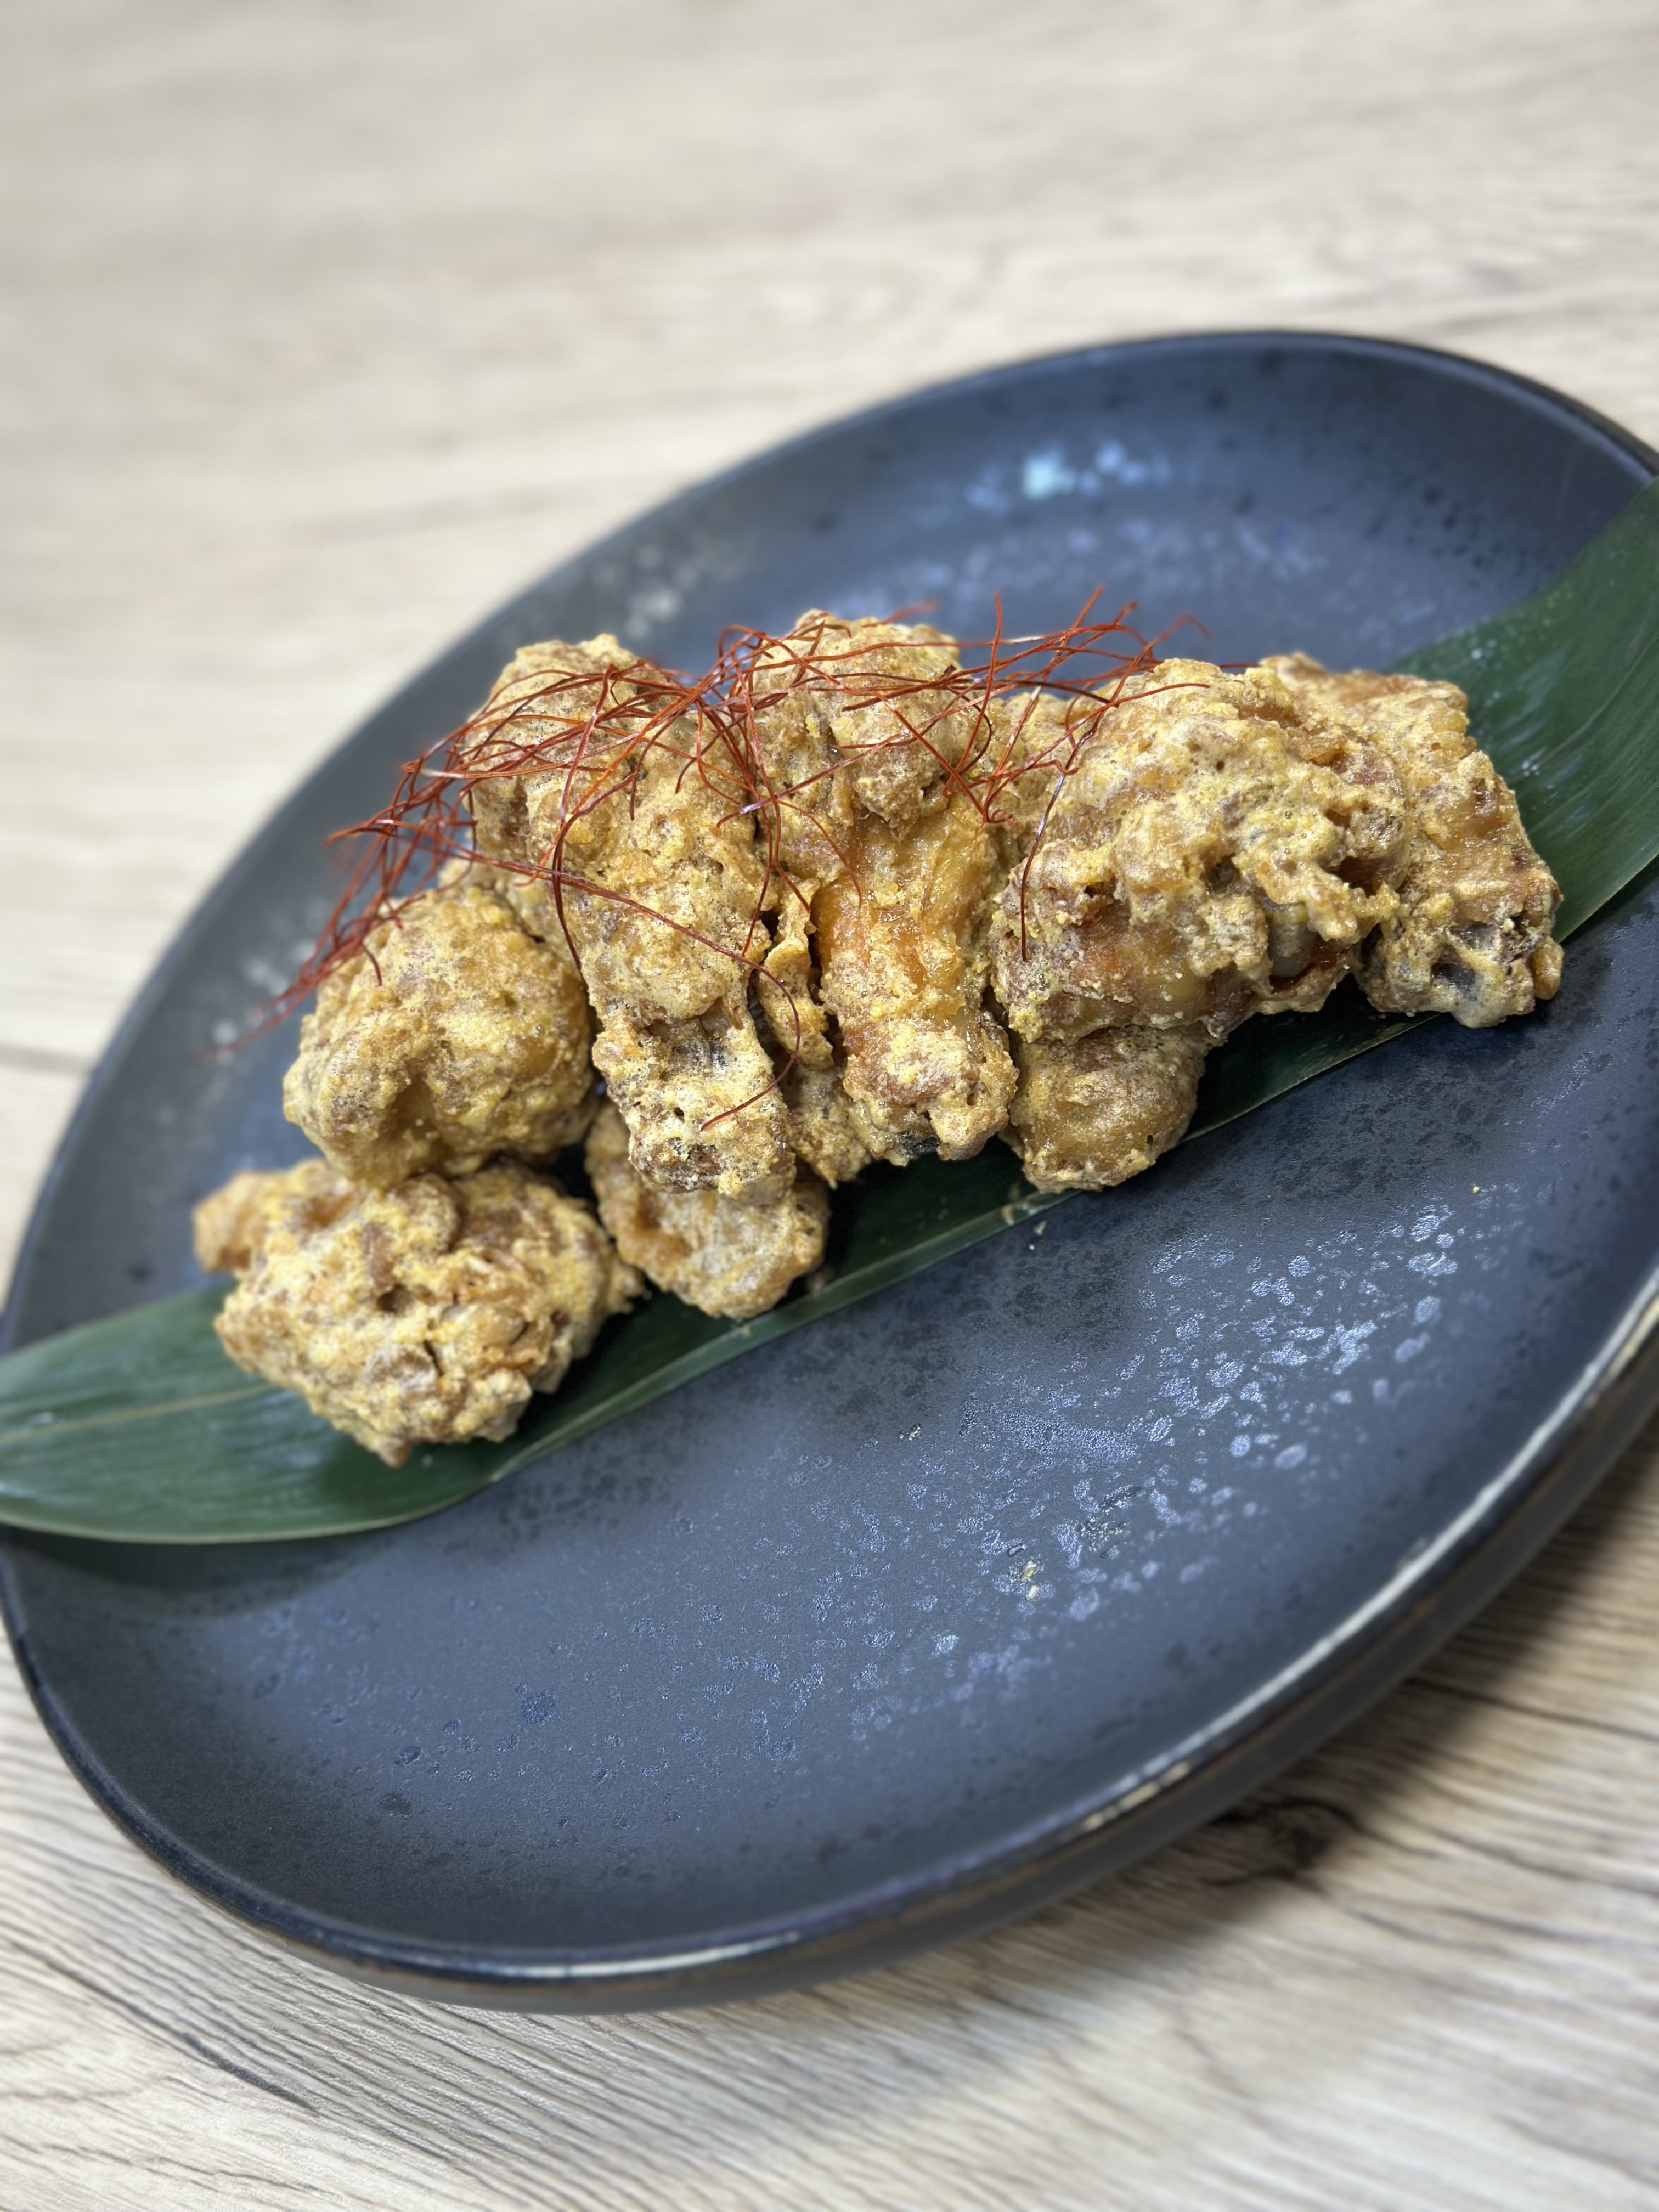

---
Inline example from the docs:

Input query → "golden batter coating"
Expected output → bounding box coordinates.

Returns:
[990,659,1407,1048]
[193,1155,348,1277]
[584,1102,828,1322]
[748,613,1014,1161]
[749,612,976,1080]
[811,791,1016,1159]
[1005,1029,1210,1193]
[1262,654,1562,1025]
[193,1158,639,1465]
[283,876,595,1188]
[776,1060,874,1186]
[464,636,790,1199]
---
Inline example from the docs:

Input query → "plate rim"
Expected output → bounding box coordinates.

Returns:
[5,328,1657,2010]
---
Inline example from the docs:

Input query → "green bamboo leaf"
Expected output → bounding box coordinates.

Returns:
[4,478,1657,1542]
[1194,473,1659,1129]
[1405,475,1659,939]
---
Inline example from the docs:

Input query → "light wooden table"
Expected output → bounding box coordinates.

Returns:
[4,4,1659,2205]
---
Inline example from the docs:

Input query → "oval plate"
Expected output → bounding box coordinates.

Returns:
[5,333,1659,2011]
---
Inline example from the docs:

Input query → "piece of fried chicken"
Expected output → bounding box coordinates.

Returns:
[989,654,1559,1192]
[283,873,595,1188]
[746,612,1015,1164]
[462,636,791,1199]
[193,1157,639,1464]
[1261,654,1562,1024]
[987,659,1409,1188]
[584,1101,828,1321]
[990,659,1409,1044]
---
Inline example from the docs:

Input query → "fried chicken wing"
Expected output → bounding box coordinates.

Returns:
[1262,654,1561,1024]
[748,613,1015,1161]
[464,637,791,1199]
[283,875,595,1188]
[194,1158,639,1465]
[584,1101,827,1321]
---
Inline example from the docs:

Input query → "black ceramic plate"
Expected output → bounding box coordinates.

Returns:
[5,334,1659,2011]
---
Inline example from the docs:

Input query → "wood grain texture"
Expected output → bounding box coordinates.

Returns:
[3,1,1658,2204]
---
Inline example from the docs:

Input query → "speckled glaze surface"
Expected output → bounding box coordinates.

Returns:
[4,335,1658,2010]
